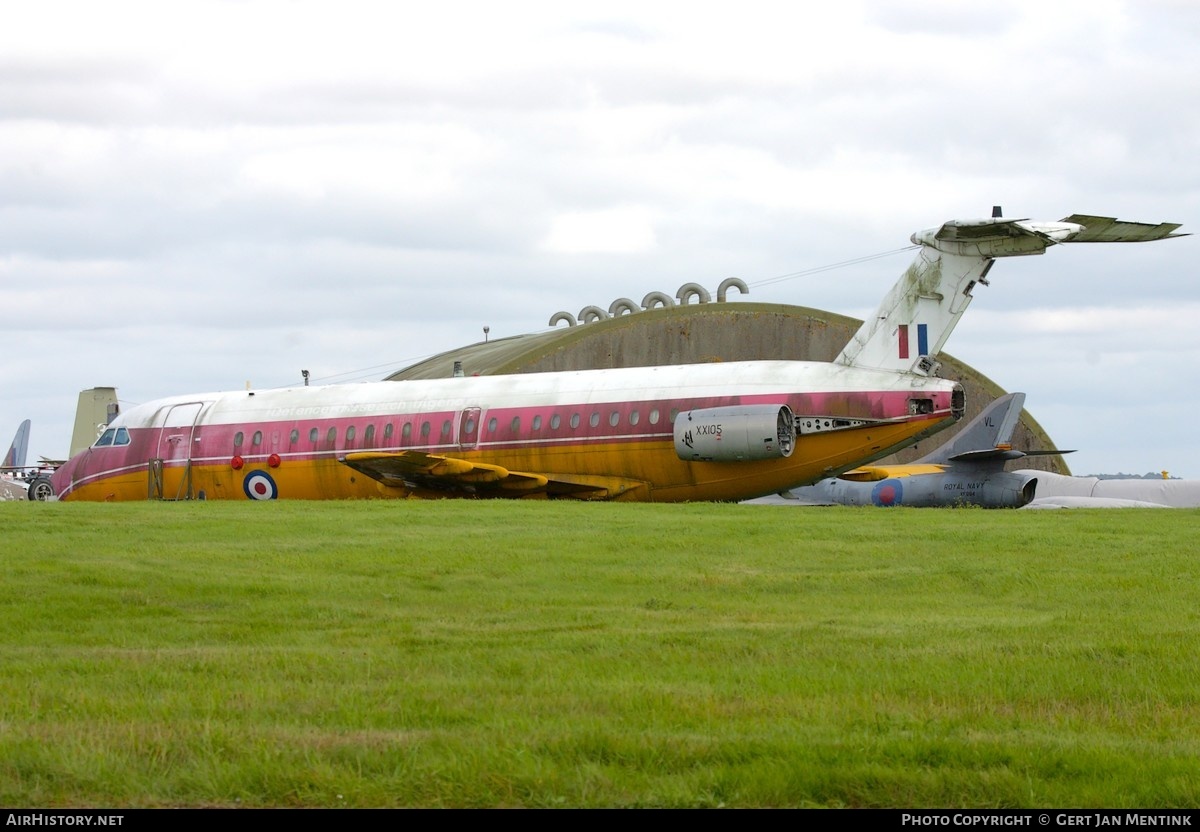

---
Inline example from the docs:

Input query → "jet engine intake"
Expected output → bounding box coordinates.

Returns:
[674,405,795,462]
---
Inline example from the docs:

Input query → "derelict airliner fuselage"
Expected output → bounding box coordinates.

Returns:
[47,212,1183,502]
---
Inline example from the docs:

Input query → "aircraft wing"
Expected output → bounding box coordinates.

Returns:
[340,451,648,500]
[837,464,946,482]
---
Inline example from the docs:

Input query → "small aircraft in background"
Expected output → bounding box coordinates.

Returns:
[45,211,1183,503]
[785,392,1071,508]
[1,420,59,501]
[2,419,30,472]
[1,419,33,500]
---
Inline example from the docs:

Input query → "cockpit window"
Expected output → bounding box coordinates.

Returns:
[93,427,130,448]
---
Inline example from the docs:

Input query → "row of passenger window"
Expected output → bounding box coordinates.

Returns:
[230,406,677,450]
[233,421,439,449]
[472,407,668,435]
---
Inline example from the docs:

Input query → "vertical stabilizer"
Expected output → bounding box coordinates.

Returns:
[835,214,1185,374]
[3,419,31,469]
[69,387,120,458]
[917,393,1025,465]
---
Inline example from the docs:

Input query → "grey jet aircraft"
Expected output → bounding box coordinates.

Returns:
[785,393,1070,508]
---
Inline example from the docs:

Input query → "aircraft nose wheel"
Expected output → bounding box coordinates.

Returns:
[26,476,55,501]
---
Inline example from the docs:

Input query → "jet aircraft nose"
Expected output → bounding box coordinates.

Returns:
[49,453,82,498]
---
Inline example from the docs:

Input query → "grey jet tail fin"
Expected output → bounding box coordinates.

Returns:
[917,393,1026,465]
[2,419,30,470]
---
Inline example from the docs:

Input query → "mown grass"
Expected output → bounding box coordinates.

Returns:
[1,500,1198,808]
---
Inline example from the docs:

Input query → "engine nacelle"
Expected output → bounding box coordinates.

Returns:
[980,473,1038,508]
[674,405,795,462]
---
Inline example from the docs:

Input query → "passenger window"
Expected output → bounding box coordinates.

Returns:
[233,431,244,447]
[532,415,542,431]
[420,421,431,439]
[401,423,412,444]
[589,412,600,428]
[309,427,319,443]
[326,427,337,447]
[570,413,580,429]
[441,420,452,439]
[510,416,520,434]
[290,429,300,445]
[252,430,263,447]
[550,414,561,430]
[609,411,619,427]
[384,423,394,444]
[488,417,498,433]
[364,424,375,446]
[649,409,660,425]
[630,410,640,426]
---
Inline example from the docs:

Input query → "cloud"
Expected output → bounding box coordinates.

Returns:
[540,207,659,254]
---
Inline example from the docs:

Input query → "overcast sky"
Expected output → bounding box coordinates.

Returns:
[2,0,1196,480]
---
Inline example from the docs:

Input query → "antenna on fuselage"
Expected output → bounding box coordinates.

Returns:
[992,205,1003,218]
[302,369,310,387]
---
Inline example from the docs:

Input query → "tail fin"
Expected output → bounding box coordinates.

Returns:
[917,393,1025,465]
[69,387,120,458]
[2,419,31,469]
[836,213,1186,374]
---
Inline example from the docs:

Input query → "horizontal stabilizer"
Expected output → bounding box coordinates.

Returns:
[1059,215,1186,243]
[943,446,1072,465]
[945,448,1027,464]
[926,217,1034,242]
[839,213,1185,373]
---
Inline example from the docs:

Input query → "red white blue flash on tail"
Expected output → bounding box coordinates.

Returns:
[896,324,929,361]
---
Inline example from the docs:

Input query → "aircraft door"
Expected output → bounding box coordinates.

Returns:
[459,408,482,450]
[152,401,208,500]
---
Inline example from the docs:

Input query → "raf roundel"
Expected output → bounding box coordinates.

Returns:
[871,478,903,507]
[242,470,278,501]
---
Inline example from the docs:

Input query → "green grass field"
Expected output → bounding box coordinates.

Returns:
[2,500,1198,808]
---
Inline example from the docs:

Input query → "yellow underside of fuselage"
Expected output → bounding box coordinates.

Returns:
[62,415,947,503]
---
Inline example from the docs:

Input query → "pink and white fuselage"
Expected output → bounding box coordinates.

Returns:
[51,360,962,502]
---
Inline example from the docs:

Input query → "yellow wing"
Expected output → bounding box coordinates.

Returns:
[340,451,648,500]
[838,464,947,482]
